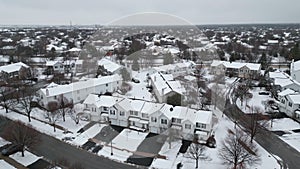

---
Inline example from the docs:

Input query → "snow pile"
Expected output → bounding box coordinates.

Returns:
[10,151,41,167]
[0,160,16,169]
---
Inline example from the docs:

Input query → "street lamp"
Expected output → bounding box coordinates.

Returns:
[110,141,113,156]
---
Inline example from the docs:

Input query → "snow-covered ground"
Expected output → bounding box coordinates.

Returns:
[10,151,41,167]
[237,88,273,114]
[98,129,148,162]
[0,137,10,147]
[151,108,280,169]
[0,160,16,169]
[267,118,300,153]
[126,70,156,102]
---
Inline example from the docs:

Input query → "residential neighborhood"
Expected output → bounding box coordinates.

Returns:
[1,2,300,169]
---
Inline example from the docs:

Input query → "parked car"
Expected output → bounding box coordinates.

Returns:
[1,144,22,156]
[132,78,140,83]
[258,91,270,95]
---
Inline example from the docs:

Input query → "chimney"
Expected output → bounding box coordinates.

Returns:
[46,89,49,96]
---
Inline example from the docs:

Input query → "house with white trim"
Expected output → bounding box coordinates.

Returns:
[153,61,195,78]
[37,74,122,107]
[277,90,300,122]
[83,95,213,142]
[45,59,83,74]
[210,60,261,79]
[150,72,185,103]
[0,62,30,81]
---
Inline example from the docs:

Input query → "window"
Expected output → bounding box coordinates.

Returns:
[161,119,167,124]
[130,111,138,116]
[106,83,108,87]
[185,124,191,129]
[142,113,148,118]
[281,99,285,104]
[288,102,293,107]
[151,117,157,122]
[120,111,125,116]
[103,107,108,111]
[172,118,181,124]
[54,96,57,99]
[110,110,116,115]
[196,123,206,129]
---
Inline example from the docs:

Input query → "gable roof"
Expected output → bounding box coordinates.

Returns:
[0,62,29,73]
[97,58,122,73]
[40,74,122,97]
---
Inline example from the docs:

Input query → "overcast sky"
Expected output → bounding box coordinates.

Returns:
[0,0,300,25]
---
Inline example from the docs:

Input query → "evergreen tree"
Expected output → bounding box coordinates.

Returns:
[163,52,174,65]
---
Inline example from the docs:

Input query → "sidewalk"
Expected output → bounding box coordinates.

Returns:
[0,154,27,169]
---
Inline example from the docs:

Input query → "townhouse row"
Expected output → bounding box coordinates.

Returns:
[83,94,213,143]
[37,74,122,107]
[210,60,261,79]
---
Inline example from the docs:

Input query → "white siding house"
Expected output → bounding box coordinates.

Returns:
[150,72,185,103]
[0,62,30,81]
[210,60,261,79]
[37,74,122,107]
[83,95,213,142]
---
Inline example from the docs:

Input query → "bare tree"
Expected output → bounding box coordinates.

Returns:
[211,83,223,109]
[186,143,208,169]
[14,86,35,122]
[45,101,62,132]
[219,129,261,169]
[245,106,268,143]
[69,109,80,125]
[166,127,181,149]
[234,84,249,106]
[57,95,74,122]
[3,120,40,157]
[0,87,13,113]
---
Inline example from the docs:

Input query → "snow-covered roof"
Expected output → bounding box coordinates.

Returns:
[68,47,82,52]
[46,61,62,66]
[154,61,194,72]
[268,40,279,44]
[288,94,300,104]
[278,89,297,97]
[40,74,122,97]
[150,72,185,96]
[97,58,122,73]
[83,94,123,108]
[0,62,29,73]
[211,60,261,71]
[269,71,288,79]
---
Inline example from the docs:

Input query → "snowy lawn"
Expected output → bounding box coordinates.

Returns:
[126,82,154,102]
[151,109,280,169]
[0,109,65,139]
[268,118,300,131]
[98,129,148,162]
[10,151,41,167]
[0,160,16,169]
[237,88,273,114]
[280,132,300,153]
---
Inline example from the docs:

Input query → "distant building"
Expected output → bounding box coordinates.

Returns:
[153,61,195,78]
[97,58,123,76]
[45,60,83,74]
[37,74,122,107]
[210,60,261,79]
[83,94,213,143]
[0,62,30,81]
